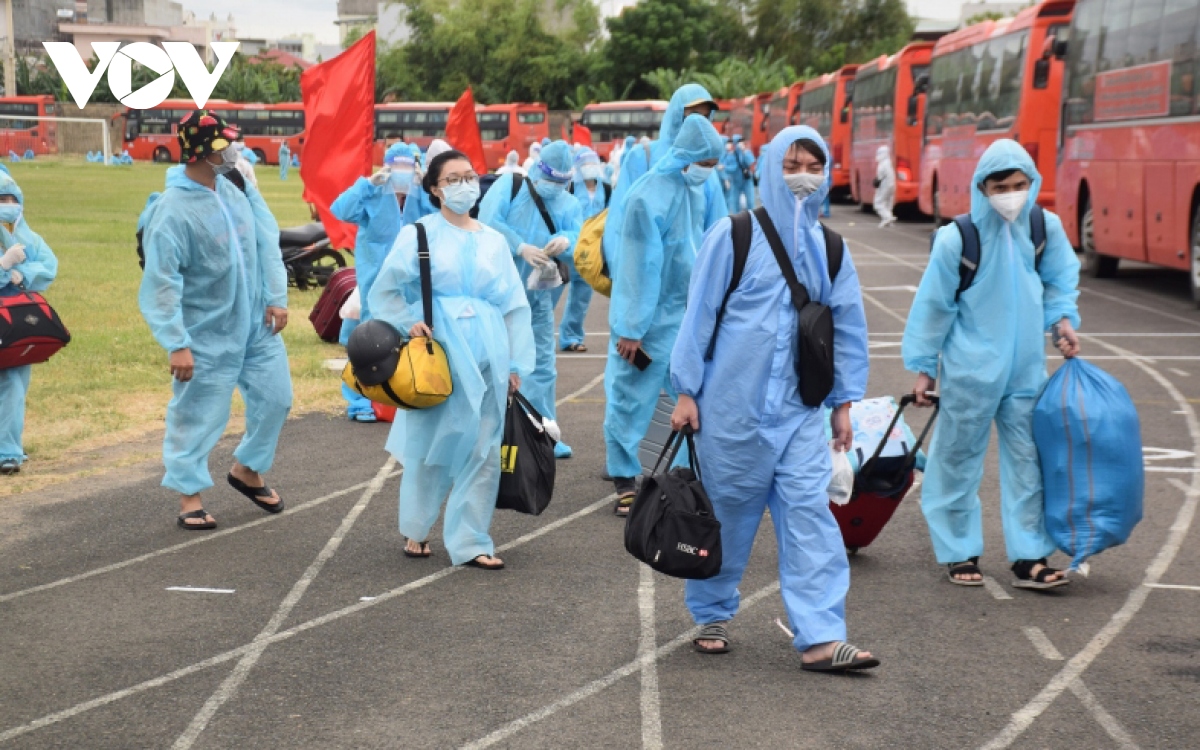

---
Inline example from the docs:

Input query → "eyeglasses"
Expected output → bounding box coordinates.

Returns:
[439,173,479,187]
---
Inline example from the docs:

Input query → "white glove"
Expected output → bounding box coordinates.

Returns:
[0,244,25,270]
[368,166,392,187]
[340,287,362,321]
[519,243,552,268]
[544,236,569,257]
[8,269,22,286]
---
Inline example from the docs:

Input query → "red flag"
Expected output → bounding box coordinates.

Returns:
[300,31,376,250]
[445,88,486,175]
[574,124,592,147]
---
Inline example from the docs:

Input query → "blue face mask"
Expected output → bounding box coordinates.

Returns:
[536,180,566,199]
[684,165,713,186]
[0,203,22,225]
[441,181,480,215]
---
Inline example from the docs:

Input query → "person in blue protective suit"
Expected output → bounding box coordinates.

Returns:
[722,135,756,212]
[332,141,417,422]
[139,110,292,530]
[278,142,291,180]
[479,140,583,460]
[903,139,1082,590]
[0,168,58,475]
[670,126,877,671]
[605,114,724,516]
[553,147,609,354]
[369,150,535,569]
[404,139,452,225]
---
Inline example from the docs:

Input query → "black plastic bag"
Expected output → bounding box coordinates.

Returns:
[497,391,556,515]
[624,430,722,579]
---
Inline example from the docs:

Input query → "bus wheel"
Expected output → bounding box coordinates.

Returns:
[1190,208,1200,309]
[153,147,171,163]
[253,148,266,164]
[1081,195,1118,278]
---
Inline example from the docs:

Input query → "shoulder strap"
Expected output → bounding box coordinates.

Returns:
[511,173,524,201]
[1030,204,1046,271]
[415,223,434,338]
[952,214,980,302]
[522,177,557,236]
[567,181,575,195]
[753,206,811,311]
[705,211,753,361]
[820,223,844,283]
[603,182,612,206]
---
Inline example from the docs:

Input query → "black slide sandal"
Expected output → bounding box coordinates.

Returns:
[1012,558,1070,590]
[227,473,285,514]
[693,623,731,654]
[463,555,505,570]
[947,556,984,587]
[404,540,432,558]
[177,509,216,530]
[801,642,880,673]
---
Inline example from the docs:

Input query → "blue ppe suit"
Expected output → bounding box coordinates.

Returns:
[552,148,609,350]
[671,126,870,651]
[604,114,724,480]
[139,166,293,496]
[369,215,535,564]
[0,172,58,466]
[278,144,291,180]
[722,138,757,213]
[902,139,1081,565]
[605,85,728,279]
[479,141,583,432]
[333,143,412,417]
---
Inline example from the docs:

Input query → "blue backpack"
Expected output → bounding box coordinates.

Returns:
[934,206,1047,300]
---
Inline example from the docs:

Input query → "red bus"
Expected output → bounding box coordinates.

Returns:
[750,91,773,156]
[714,99,739,135]
[765,83,804,143]
[373,102,453,164]
[727,96,755,141]
[920,2,1075,223]
[796,66,858,199]
[123,100,304,164]
[477,102,549,171]
[850,43,934,211]
[579,100,668,160]
[1057,0,1200,297]
[0,96,57,156]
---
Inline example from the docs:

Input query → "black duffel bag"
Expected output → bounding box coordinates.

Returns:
[624,429,722,580]
[496,390,556,516]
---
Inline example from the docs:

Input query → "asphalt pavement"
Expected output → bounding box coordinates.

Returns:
[2,206,1198,749]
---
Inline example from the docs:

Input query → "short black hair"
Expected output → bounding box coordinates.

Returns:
[421,149,470,209]
[788,138,826,166]
[983,167,1026,184]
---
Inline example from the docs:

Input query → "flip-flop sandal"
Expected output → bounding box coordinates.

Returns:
[403,540,432,558]
[463,555,505,570]
[801,642,880,673]
[562,343,588,353]
[227,473,285,514]
[947,557,984,587]
[1012,558,1070,590]
[693,622,731,654]
[614,492,635,517]
[177,509,216,530]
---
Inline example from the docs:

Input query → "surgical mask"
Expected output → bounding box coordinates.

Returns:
[389,169,414,194]
[785,173,824,200]
[580,165,603,182]
[208,148,237,176]
[989,191,1028,223]
[684,165,713,186]
[0,203,22,226]
[536,180,566,199]
[440,181,480,215]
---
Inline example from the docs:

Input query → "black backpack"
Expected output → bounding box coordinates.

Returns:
[933,205,1047,301]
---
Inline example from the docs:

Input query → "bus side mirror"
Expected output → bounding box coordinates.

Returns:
[914,74,930,95]
[1053,39,1069,61]
[907,95,920,126]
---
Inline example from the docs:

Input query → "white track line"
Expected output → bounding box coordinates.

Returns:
[558,373,606,405]
[862,292,908,325]
[459,582,782,750]
[637,564,662,750]
[0,473,400,604]
[1021,626,1064,661]
[171,459,396,749]
[981,576,1013,601]
[1079,287,1200,329]
[0,492,618,744]
[164,587,235,595]
[978,335,1200,749]
[1144,583,1200,592]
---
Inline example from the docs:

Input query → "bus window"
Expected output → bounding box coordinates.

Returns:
[1066,0,1104,124]
[1097,0,1135,73]
[1162,0,1200,116]
[518,111,545,124]
[1129,0,1166,66]
[478,111,509,141]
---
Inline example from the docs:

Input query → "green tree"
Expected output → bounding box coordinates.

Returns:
[750,0,913,76]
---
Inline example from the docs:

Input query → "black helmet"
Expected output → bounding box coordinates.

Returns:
[346,319,402,387]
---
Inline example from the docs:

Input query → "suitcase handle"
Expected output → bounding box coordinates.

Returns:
[860,394,940,477]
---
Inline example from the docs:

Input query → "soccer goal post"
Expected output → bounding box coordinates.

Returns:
[0,114,112,164]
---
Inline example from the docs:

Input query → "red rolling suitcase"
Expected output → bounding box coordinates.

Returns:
[832,394,940,554]
[309,267,356,343]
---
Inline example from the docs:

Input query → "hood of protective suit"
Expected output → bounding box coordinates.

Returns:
[574,147,601,167]
[427,139,451,162]
[760,126,832,256]
[653,114,722,176]
[659,84,717,148]
[504,150,520,168]
[384,142,411,164]
[875,146,890,165]
[0,168,24,204]
[970,138,1042,228]
[531,140,574,183]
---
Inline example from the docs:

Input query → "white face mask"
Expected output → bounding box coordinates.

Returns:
[685,165,713,186]
[989,190,1029,223]
[784,172,824,200]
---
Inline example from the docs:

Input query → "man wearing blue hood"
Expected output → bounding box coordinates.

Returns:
[605,114,724,515]
[332,141,416,421]
[722,134,756,212]
[903,139,1081,590]
[554,147,609,353]
[480,140,583,459]
[670,127,876,671]
[0,167,58,475]
[139,110,292,530]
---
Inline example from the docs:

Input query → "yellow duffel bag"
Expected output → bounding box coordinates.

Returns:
[573,208,612,298]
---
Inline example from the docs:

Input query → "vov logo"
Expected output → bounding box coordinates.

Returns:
[42,42,240,109]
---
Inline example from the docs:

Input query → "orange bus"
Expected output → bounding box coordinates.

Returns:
[920,2,1074,223]
[579,100,668,160]
[477,102,549,170]
[727,96,755,141]
[850,43,934,211]
[796,66,858,199]
[373,102,453,164]
[0,96,57,156]
[750,91,773,156]
[765,83,804,142]
[1057,0,1200,298]
[123,100,305,164]
[713,99,738,135]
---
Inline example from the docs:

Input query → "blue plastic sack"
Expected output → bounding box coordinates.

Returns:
[1034,359,1143,570]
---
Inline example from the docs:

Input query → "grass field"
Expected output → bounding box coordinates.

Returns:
[7,157,346,474]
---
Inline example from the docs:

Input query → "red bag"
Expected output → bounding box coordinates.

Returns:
[0,291,71,370]
[309,267,356,342]
[372,403,396,423]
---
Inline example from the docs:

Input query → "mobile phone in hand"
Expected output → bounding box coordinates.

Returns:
[632,347,652,372]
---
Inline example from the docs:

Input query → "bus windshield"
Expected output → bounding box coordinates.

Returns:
[798,83,836,137]
[853,66,899,141]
